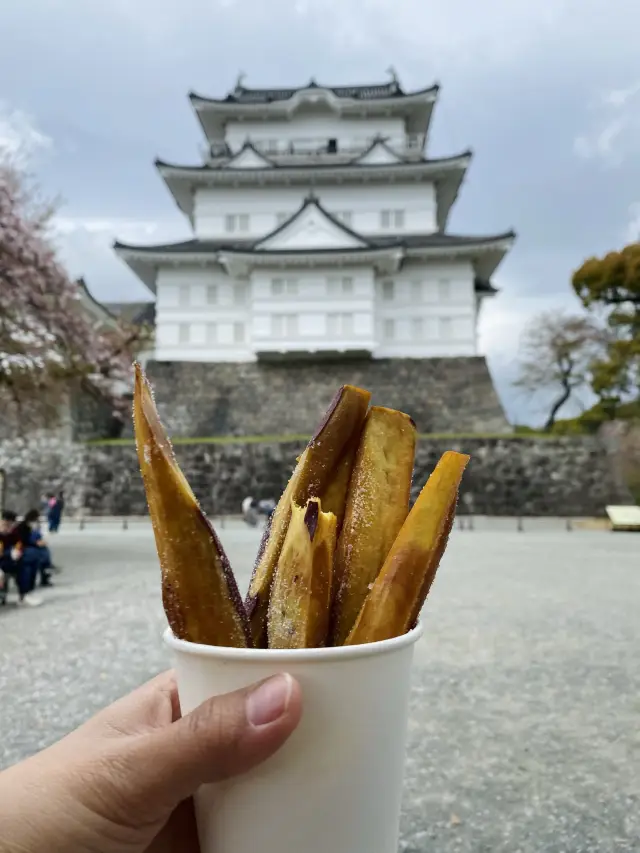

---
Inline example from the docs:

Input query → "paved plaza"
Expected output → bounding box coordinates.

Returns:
[1,520,638,852]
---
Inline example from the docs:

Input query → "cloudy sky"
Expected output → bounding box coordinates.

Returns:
[1,0,639,424]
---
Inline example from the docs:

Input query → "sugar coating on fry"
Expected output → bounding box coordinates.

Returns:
[330,407,416,645]
[133,363,251,648]
[344,450,470,646]
[245,384,371,647]
[267,499,337,649]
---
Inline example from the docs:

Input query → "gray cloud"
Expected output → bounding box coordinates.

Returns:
[2,0,639,424]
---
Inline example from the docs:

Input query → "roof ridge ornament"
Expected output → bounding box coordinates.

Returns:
[234,71,246,94]
[386,66,400,91]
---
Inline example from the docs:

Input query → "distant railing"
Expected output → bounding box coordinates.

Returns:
[208,135,423,163]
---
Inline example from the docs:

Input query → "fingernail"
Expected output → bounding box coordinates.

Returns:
[246,673,293,727]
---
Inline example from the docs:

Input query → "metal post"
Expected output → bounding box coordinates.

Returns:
[79,517,85,530]
[566,518,573,532]
[517,517,524,532]
[123,518,128,530]
[468,515,474,531]
[458,516,465,531]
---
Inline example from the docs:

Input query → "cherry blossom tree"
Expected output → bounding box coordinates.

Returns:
[0,158,147,432]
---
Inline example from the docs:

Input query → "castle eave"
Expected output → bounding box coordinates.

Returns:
[189,82,439,143]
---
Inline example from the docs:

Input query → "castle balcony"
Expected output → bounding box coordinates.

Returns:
[207,134,423,165]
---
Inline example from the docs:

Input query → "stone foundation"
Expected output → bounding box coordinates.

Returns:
[130,357,510,437]
[1,433,631,520]
[80,435,630,518]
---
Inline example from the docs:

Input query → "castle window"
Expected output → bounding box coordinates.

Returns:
[233,322,245,343]
[412,317,424,340]
[336,211,352,226]
[178,323,190,344]
[272,314,298,338]
[276,212,288,225]
[178,284,190,307]
[380,210,404,230]
[206,323,217,344]
[224,214,250,233]
[438,279,451,302]
[285,279,298,296]
[271,278,284,296]
[207,284,218,305]
[342,277,354,294]
[411,281,423,303]
[234,283,248,304]
[383,319,395,341]
[382,280,395,301]
[439,317,452,340]
[327,313,354,337]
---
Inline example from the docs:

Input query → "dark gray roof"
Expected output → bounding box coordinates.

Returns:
[104,301,156,326]
[115,194,514,257]
[114,232,515,255]
[155,144,471,174]
[190,80,439,106]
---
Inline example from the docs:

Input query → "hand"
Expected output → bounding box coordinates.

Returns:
[0,670,302,853]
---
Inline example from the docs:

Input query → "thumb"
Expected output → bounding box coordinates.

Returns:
[131,673,302,814]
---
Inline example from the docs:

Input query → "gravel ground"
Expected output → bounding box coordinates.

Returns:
[1,521,639,852]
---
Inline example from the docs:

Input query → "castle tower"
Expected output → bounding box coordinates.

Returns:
[114,75,515,363]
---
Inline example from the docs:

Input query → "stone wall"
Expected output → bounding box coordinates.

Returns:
[0,436,86,515]
[80,435,631,518]
[125,357,510,437]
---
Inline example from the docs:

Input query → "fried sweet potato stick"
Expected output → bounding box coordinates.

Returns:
[330,407,416,645]
[317,432,360,535]
[268,499,337,649]
[344,450,470,646]
[133,363,251,648]
[246,385,371,647]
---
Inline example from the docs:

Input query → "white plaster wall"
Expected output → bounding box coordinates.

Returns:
[153,259,481,361]
[194,184,437,239]
[155,267,254,362]
[374,259,477,357]
[250,265,375,353]
[225,115,405,153]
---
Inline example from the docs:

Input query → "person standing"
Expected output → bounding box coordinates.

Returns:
[47,489,65,533]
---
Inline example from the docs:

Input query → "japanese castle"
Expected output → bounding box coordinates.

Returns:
[114,73,515,362]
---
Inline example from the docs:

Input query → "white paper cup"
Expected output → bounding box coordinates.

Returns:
[165,623,422,853]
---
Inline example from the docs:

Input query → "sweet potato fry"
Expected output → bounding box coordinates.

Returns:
[245,385,371,647]
[330,407,416,645]
[133,363,251,648]
[317,432,360,535]
[344,450,470,646]
[268,499,337,649]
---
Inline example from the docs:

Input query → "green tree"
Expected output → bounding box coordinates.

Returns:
[572,243,640,414]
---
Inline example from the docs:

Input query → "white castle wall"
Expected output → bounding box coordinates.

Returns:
[153,259,477,362]
[193,184,437,240]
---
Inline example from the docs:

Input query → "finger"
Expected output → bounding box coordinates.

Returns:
[82,671,180,738]
[128,673,302,814]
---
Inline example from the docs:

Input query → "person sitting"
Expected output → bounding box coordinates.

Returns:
[13,509,54,590]
[0,510,18,604]
[0,510,43,606]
